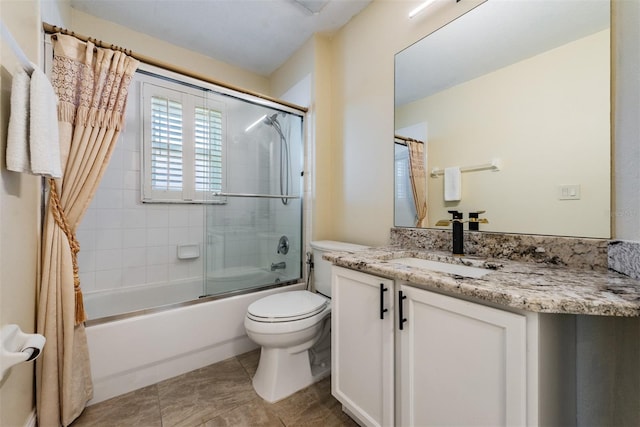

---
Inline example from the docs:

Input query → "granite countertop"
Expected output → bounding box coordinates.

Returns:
[324,247,640,317]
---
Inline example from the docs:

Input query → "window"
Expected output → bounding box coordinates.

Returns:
[142,80,225,202]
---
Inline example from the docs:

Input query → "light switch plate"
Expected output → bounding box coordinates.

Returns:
[558,184,581,200]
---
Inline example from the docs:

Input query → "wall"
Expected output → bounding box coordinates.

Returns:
[328,0,484,247]
[330,0,640,424]
[574,1,640,425]
[0,2,43,426]
[396,30,610,238]
[270,34,336,246]
[612,0,640,240]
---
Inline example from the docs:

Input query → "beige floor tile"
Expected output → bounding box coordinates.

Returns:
[237,348,260,379]
[201,396,285,427]
[157,357,256,427]
[70,385,161,427]
[269,377,357,427]
[70,353,358,427]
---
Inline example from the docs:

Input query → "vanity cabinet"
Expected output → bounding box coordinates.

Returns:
[331,266,395,427]
[397,284,526,426]
[332,267,576,427]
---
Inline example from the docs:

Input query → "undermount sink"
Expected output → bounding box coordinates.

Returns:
[391,257,491,279]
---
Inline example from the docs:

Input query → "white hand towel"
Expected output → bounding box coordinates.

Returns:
[30,67,62,178]
[444,166,461,201]
[6,67,31,173]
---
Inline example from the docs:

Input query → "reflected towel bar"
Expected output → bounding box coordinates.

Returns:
[430,159,501,178]
[211,192,300,199]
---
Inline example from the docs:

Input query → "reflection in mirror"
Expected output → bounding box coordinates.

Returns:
[394,0,610,238]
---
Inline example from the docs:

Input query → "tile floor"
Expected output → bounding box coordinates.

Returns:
[71,349,359,427]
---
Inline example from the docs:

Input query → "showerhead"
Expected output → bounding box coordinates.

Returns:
[263,113,279,126]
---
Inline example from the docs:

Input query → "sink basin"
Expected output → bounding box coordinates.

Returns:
[391,257,491,279]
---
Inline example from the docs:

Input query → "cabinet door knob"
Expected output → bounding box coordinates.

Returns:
[379,283,389,319]
[399,290,408,330]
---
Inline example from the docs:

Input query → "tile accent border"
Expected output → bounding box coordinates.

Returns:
[390,227,609,270]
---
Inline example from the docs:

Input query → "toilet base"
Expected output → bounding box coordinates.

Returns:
[252,343,331,403]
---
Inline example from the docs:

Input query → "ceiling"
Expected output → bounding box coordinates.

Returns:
[395,0,610,106]
[69,0,372,76]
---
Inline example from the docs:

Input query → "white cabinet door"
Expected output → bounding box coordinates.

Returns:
[332,266,395,427]
[397,284,527,427]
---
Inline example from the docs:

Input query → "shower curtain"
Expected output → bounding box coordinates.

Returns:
[407,140,428,227]
[36,34,138,426]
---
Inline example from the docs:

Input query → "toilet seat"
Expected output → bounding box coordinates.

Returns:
[247,290,328,323]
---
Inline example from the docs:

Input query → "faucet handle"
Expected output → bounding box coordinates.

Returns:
[468,211,488,230]
[447,210,463,220]
[436,219,452,227]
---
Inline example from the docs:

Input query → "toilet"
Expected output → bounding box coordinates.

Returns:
[244,240,369,403]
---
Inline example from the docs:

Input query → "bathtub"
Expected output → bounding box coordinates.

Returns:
[83,279,203,320]
[85,282,304,405]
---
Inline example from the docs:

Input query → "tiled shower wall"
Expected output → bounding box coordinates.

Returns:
[76,124,206,296]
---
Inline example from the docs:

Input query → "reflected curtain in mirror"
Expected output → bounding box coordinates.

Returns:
[407,139,428,227]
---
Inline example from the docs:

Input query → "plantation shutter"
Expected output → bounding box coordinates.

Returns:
[142,81,226,203]
[194,106,223,194]
[151,96,183,192]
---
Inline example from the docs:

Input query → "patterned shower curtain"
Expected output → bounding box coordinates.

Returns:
[36,33,139,426]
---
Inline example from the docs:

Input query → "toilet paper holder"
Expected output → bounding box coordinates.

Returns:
[1,324,46,382]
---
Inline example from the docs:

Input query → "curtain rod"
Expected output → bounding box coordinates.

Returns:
[394,135,424,145]
[42,22,308,114]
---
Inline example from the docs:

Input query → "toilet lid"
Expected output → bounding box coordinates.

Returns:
[247,290,328,321]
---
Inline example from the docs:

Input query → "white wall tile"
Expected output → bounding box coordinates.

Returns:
[122,247,146,268]
[122,266,146,287]
[95,269,123,291]
[95,228,123,250]
[95,249,123,271]
[147,245,170,266]
[146,227,169,247]
[146,208,169,228]
[122,228,146,248]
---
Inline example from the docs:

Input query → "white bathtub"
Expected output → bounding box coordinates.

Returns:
[85,282,304,405]
[83,279,203,320]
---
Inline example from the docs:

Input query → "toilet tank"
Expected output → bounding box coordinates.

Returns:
[310,240,369,297]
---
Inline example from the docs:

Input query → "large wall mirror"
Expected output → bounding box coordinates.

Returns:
[394,0,610,238]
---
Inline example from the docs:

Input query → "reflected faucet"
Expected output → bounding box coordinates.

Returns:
[271,261,286,271]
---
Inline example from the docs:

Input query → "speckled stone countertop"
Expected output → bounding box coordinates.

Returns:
[324,247,640,317]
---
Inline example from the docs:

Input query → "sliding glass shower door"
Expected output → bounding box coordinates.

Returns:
[203,97,303,297]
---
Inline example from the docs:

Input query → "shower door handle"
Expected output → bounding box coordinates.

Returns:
[379,283,388,319]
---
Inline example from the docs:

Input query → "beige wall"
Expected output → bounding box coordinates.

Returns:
[270,35,336,245]
[396,30,610,238]
[327,0,484,246]
[0,1,43,426]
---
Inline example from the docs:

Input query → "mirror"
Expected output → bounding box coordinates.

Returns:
[394,0,610,238]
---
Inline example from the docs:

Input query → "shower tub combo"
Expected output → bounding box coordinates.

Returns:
[76,65,307,403]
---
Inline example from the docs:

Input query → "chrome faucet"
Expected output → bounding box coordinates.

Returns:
[271,261,286,271]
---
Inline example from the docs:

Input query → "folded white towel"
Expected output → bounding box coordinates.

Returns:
[444,166,461,201]
[30,67,62,178]
[6,67,31,173]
